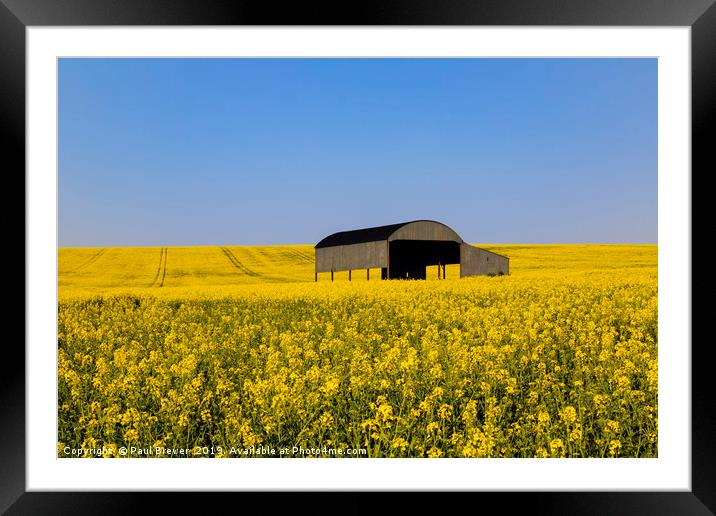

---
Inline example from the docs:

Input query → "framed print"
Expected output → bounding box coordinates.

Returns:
[6,0,713,513]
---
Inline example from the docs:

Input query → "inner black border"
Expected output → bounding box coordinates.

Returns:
[6,0,712,513]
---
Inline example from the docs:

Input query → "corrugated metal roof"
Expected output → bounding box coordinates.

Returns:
[315,220,454,248]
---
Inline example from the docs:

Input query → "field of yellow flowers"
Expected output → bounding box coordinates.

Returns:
[58,244,657,458]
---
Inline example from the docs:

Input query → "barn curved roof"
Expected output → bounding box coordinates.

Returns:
[315,220,463,248]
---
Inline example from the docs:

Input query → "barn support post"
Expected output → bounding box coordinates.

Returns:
[438,262,441,279]
[386,241,390,280]
[349,269,351,281]
[442,264,446,279]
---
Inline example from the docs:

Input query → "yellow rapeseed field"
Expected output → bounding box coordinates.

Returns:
[58,244,657,458]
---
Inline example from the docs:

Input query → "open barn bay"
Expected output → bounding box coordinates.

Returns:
[58,244,657,458]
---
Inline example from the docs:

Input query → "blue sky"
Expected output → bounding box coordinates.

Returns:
[58,58,657,247]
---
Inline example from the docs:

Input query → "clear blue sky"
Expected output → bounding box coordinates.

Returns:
[59,58,657,247]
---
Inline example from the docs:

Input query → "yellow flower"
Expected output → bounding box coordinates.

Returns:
[609,439,622,457]
[536,410,551,431]
[560,406,577,425]
[605,420,620,434]
[534,447,549,458]
[616,375,631,389]
[427,447,443,458]
[437,404,453,420]
[392,437,409,452]
[549,438,565,457]
[319,412,335,430]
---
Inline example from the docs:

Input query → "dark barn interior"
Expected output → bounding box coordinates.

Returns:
[385,240,460,279]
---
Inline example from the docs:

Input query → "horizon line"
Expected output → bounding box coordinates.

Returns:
[58,242,659,249]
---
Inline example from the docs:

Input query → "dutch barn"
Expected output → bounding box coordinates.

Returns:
[314,220,509,281]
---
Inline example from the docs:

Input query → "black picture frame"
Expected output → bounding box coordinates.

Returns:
[6,0,712,513]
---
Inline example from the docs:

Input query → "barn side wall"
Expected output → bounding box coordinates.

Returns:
[460,244,509,277]
[388,220,462,243]
[315,241,388,272]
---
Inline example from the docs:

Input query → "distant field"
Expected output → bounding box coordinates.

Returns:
[58,244,656,298]
[58,244,657,458]
[59,245,315,293]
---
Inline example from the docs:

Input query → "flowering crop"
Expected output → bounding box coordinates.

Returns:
[58,244,657,458]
